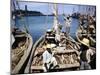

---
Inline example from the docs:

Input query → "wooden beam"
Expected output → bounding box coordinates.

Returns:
[31,63,80,70]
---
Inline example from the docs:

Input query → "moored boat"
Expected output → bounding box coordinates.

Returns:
[11,28,33,74]
[25,4,80,73]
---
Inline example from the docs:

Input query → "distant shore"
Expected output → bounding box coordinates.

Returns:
[12,10,80,19]
[12,10,55,16]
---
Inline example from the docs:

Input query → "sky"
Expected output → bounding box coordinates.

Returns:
[12,0,96,15]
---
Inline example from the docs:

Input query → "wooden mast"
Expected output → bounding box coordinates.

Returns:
[53,4,60,35]
[53,4,61,42]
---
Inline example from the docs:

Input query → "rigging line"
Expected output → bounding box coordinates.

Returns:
[12,0,16,26]
[16,1,22,15]
[24,5,30,33]
[16,1,29,33]
[45,3,49,33]
[12,0,16,12]
[16,1,20,10]
[63,5,65,16]
[16,2,24,17]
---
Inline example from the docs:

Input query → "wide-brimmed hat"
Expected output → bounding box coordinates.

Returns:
[80,38,90,47]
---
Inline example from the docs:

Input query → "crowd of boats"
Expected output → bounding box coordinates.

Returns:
[11,1,96,74]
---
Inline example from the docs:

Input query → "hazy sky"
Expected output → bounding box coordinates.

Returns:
[13,1,95,15]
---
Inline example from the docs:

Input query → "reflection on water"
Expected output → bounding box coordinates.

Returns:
[16,16,79,43]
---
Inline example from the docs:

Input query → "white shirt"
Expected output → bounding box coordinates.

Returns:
[86,49,94,63]
[43,50,53,63]
[55,34,60,41]
[64,17,72,27]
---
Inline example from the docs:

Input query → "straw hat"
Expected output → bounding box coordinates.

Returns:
[81,38,90,47]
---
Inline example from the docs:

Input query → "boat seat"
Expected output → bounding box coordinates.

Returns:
[15,34,26,37]
[46,36,55,39]
[31,63,80,71]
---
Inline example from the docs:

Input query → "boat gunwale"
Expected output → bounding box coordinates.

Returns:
[29,34,80,73]
[24,35,45,73]
[12,33,33,74]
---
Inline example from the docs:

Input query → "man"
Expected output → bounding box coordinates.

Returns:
[45,29,55,43]
[42,44,58,72]
[64,15,72,36]
[80,38,94,70]
[89,25,95,34]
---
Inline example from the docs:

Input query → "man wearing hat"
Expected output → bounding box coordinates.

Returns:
[42,44,58,72]
[80,38,94,70]
[89,25,95,34]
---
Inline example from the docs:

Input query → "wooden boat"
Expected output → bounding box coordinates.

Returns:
[11,28,33,74]
[24,4,80,73]
[11,0,33,74]
[27,31,80,73]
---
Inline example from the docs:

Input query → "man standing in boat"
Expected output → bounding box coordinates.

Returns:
[42,44,58,72]
[80,38,95,70]
[63,14,72,36]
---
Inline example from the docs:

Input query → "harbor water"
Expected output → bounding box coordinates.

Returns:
[15,16,79,43]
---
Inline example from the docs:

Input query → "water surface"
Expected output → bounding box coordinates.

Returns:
[16,16,79,43]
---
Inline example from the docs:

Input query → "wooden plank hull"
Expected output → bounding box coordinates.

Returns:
[11,33,33,74]
[29,34,80,73]
[31,63,80,72]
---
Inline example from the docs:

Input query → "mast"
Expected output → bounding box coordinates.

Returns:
[73,7,75,14]
[53,4,60,35]
[13,0,29,33]
[24,5,29,33]
[12,0,17,27]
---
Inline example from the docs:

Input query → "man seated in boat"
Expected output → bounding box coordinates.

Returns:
[42,44,58,72]
[45,29,61,46]
[80,38,95,70]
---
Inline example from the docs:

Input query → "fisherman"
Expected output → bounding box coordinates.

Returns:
[80,38,94,70]
[88,16,95,34]
[64,15,72,36]
[79,15,84,26]
[42,44,58,72]
[89,25,95,34]
[45,29,56,44]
